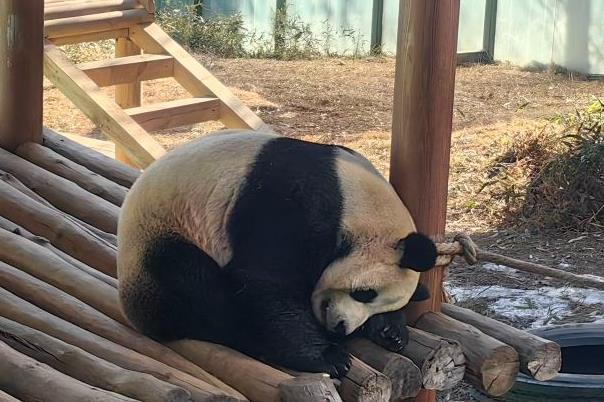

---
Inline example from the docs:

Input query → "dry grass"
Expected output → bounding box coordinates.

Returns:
[43,53,604,237]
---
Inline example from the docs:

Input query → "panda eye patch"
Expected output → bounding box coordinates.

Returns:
[350,289,378,303]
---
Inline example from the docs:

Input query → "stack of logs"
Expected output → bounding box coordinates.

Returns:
[0,128,562,402]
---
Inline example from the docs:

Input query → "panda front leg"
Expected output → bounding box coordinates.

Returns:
[228,276,351,378]
[357,282,431,353]
[358,308,409,353]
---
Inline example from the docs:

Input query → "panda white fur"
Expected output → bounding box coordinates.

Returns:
[118,129,437,378]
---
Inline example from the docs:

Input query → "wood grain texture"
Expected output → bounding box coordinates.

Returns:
[442,303,561,381]
[0,0,43,150]
[15,142,128,206]
[0,340,137,402]
[416,312,519,397]
[43,128,140,187]
[0,288,241,402]
[0,316,192,402]
[389,2,460,400]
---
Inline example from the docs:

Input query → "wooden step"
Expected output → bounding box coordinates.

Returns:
[78,54,174,87]
[45,0,142,20]
[126,98,221,131]
[45,9,154,41]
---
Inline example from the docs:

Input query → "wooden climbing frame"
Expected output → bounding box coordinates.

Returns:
[43,0,268,168]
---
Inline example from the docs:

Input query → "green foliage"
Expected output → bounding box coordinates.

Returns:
[483,100,604,231]
[157,5,247,58]
[155,4,371,59]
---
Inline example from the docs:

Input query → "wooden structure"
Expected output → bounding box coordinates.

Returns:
[0,1,563,402]
[43,0,267,168]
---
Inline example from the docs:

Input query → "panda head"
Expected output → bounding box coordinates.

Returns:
[311,232,436,336]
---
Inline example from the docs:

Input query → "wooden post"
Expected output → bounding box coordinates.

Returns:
[389,1,459,401]
[0,0,44,150]
[115,38,142,167]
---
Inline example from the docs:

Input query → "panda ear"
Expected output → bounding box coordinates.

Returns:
[410,282,431,301]
[397,232,437,272]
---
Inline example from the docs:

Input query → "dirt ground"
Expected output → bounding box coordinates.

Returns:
[44,57,604,401]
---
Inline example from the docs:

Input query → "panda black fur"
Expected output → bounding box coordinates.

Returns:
[118,129,437,378]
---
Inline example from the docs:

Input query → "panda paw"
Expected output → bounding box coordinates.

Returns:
[361,310,409,353]
[321,345,352,378]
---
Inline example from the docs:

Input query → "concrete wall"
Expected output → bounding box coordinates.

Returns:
[494,0,604,75]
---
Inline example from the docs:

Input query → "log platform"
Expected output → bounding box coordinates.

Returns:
[0,128,563,401]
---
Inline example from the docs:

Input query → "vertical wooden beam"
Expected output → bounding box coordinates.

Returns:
[114,37,142,167]
[0,1,44,150]
[389,1,459,400]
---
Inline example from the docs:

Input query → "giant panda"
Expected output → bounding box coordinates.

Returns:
[118,129,437,378]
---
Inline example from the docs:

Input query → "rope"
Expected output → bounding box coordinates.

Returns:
[435,233,604,291]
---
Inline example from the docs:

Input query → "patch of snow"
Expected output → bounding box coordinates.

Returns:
[445,283,604,328]
[482,263,520,276]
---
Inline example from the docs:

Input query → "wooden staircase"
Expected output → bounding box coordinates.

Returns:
[43,0,268,168]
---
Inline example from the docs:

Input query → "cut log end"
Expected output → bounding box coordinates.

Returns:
[527,341,562,381]
[419,339,466,390]
[339,356,392,402]
[402,327,466,391]
[481,345,522,396]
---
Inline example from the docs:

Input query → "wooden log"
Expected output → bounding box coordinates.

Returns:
[0,147,119,233]
[16,142,128,206]
[43,128,140,188]
[389,2,460,399]
[115,37,144,168]
[279,374,342,402]
[0,316,192,402]
[0,288,243,402]
[415,312,520,397]
[0,390,19,402]
[338,356,391,402]
[0,177,117,276]
[348,339,422,400]
[169,340,292,402]
[0,215,117,288]
[0,227,124,325]
[44,9,155,39]
[0,168,118,246]
[45,0,141,20]
[398,327,465,391]
[442,303,561,381]
[0,340,137,402]
[0,1,43,151]
[0,260,244,399]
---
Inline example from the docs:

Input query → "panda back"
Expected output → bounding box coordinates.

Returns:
[118,130,277,281]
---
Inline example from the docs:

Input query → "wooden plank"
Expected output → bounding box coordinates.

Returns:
[44,0,141,20]
[0,1,44,150]
[389,2,460,401]
[115,38,144,167]
[45,9,154,39]
[79,53,174,86]
[44,41,165,167]
[127,98,221,131]
[50,28,129,45]
[138,0,156,13]
[130,23,269,131]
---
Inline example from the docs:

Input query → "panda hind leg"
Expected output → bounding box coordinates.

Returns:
[120,234,236,344]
